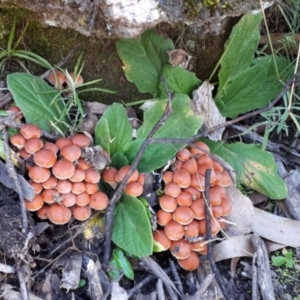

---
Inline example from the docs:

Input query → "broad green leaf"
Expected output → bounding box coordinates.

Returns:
[7,73,69,133]
[272,256,286,267]
[125,139,177,173]
[137,95,202,144]
[95,103,132,156]
[159,65,201,98]
[125,95,202,172]
[112,194,153,257]
[204,140,287,199]
[216,65,266,118]
[217,55,293,118]
[108,248,134,280]
[217,13,262,97]
[116,30,174,97]
[111,152,129,169]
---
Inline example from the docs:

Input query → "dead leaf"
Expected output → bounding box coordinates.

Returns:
[0,283,44,300]
[167,49,191,69]
[81,145,111,170]
[0,263,15,274]
[252,207,300,247]
[192,81,225,141]
[283,168,300,220]
[111,282,128,300]
[58,252,82,292]
[223,184,254,236]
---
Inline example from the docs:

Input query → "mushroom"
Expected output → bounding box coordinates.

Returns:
[47,70,66,90]
[70,133,91,148]
[24,138,43,154]
[101,167,117,188]
[52,159,76,180]
[124,181,143,197]
[159,195,177,212]
[176,148,191,162]
[72,182,86,195]
[164,220,184,241]
[178,251,200,271]
[89,191,109,210]
[77,158,92,170]
[156,209,173,226]
[47,203,71,225]
[10,133,26,149]
[55,137,72,150]
[116,165,139,183]
[56,180,72,194]
[76,192,90,206]
[170,239,192,260]
[173,206,194,225]
[69,168,86,183]
[33,149,57,168]
[162,171,174,184]
[20,124,42,139]
[24,195,44,211]
[61,193,77,207]
[85,183,98,195]
[72,205,91,221]
[153,230,172,251]
[85,169,101,184]
[60,144,82,162]
[176,191,193,207]
[189,141,210,157]
[164,182,181,198]
[173,169,191,188]
[184,220,199,238]
[36,204,49,220]
[42,176,58,190]
[28,165,51,183]
[190,198,206,220]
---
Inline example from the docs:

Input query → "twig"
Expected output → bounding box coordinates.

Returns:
[102,77,175,265]
[169,258,184,296]
[16,262,30,300]
[0,45,79,108]
[204,169,229,300]
[2,127,28,233]
[252,252,259,300]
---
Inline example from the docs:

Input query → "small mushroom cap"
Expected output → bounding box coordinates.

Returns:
[69,168,86,183]
[24,138,43,154]
[116,165,139,183]
[85,183,98,195]
[28,166,51,183]
[20,124,42,139]
[190,173,205,191]
[66,72,84,87]
[85,169,101,184]
[219,170,232,187]
[72,205,91,221]
[7,106,23,121]
[178,251,200,271]
[34,149,57,168]
[47,70,66,90]
[29,181,43,194]
[162,171,174,184]
[190,198,206,220]
[47,203,71,225]
[184,220,199,238]
[42,189,60,204]
[60,144,82,162]
[55,137,72,150]
[210,185,226,206]
[153,230,171,251]
[170,238,192,260]
[197,165,216,184]
[61,192,77,207]
[89,191,109,210]
[56,180,72,194]
[173,169,191,188]
[36,204,49,219]
[25,195,44,211]
[212,160,223,173]
[77,158,92,170]
[43,141,59,154]
[42,176,58,189]
[220,194,232,216]
[173,206,194,225]
[10,133,26,149]
[102,167,117,184]
[72,182,86,194]
[183,186,201,200]
[156,209,173,226]
[159,195,177,212]
[171,159,183,171]
[181,159,198,175]
[164,182,181,198]
[176,148,191,162]
[212,205,223,218]
[189,141,210,157]
[196,155,213,168]
[164,220,184,241]
[198,218,221,236]
[176,191,193,207]
[52,159,75,180]
[70,133,91,148]
[137,173,145,186]
[191,240,207,252]
[19,148,30,159]
[124,181,143,197]
[76,192,90,206]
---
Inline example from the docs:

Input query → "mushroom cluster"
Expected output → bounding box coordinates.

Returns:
[47,70,84,91]
[101,165,145,197]
[10,124,110,225]
[153,141,233,271]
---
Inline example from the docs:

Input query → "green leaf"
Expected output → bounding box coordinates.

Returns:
[116,30,174,97]
[112,194,153,257]
[125,139,177,173]
[125,95,202,172]
[286,258,294,268]
[272,256,286,267]
[111,152,129,169]
[217,13,262,97]
[95,103,132,156]
[217,65,266,118]
[108,248,134,280]
[217,56,293,118]
[78,279,86,288]
[204,140,287,199]
[138,95,202,144]
[159,65,201,98]
[7,73,69,133]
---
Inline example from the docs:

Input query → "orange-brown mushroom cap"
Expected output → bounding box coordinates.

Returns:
[89,191,109,210]
[47,203,71,225]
